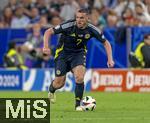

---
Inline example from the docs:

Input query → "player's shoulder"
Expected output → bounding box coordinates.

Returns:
[87,23,102,34]
[61,19,76,29]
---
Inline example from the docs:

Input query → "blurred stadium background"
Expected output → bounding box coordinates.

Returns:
[0,0,150,123]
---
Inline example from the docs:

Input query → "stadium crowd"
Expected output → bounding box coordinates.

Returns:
[0,0,150,69]
[0,0,150,29]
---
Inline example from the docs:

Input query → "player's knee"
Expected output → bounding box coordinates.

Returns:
[54,77,65,88]
[75,75,84,83]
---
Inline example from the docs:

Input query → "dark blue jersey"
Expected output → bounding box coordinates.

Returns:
[53,19,106,58]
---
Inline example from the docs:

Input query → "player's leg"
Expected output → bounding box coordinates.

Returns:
[49,76,66,103]
[49,58,67,103]
[72,65,86,109]
[71,52,86,110]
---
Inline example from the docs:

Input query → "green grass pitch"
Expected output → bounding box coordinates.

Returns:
[0,91,150,123]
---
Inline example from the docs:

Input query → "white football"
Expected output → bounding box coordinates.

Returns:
[81,96,96,111]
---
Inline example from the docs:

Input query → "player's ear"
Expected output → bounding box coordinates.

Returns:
[87,15,90,21]
[87,15,89,21]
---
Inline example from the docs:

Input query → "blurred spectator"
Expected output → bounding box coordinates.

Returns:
[39,15,51,28]
[0,0,149,28]
[135,3,150,26]
[77,0,89,9]
[6,0,17,12]
[22,23,51,68]
[93,0,103,9]
[114,0,128,17]
[106,10,118,27]
[50,16,62,26]
[21,0,35,17]
[49,0,64,19]
[30,7,40,24]
[3,41,27,70]
[0,17,5,28]
[121,7,137,26]
[21,0,35,10]
[2,7,13,27]
[114,0,137,17]
[23,23,43,53]
[49,0,64,12]
[144,0,150,14]
[35,0,49,15]
[60,0,79,21]
[90,8,106,29]
[11,5,30,28]
[129,34,150,68]
[102,0,118,9]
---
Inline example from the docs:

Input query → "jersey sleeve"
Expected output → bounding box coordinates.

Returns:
[53,25,63,34]
[89,24,106,43]
[53,19,75,34]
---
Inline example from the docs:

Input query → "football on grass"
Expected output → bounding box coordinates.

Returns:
[81,96,96,111]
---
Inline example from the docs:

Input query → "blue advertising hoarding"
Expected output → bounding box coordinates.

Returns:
[0,70,22,90]
[23,69,91,92]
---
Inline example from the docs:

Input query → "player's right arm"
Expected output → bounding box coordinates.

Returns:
[43,28,54,55]
[43,20,75,55]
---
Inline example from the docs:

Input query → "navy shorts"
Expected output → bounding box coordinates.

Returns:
[55,52,86,76]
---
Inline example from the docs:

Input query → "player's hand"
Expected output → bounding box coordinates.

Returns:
[107,59,115,68]
[43,47,51,55]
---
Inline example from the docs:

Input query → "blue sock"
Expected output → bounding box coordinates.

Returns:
[75,82,84,107]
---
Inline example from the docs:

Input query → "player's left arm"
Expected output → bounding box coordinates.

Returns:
[103,40,115,68]
[90,24,115,67]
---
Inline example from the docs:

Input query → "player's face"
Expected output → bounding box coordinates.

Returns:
[76,12,88,29]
